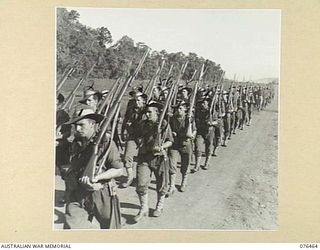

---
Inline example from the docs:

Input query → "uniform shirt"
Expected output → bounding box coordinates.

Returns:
[137,119,173,156]
[121,107,145,138]
[70,134,122,180]
[170,114,195,148]
[195,108,212,136]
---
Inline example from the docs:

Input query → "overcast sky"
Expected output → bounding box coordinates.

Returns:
[66,8,281,80]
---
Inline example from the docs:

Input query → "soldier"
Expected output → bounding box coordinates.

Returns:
[134,102,174,222]
[246,87,255,125]
[168,101,196,195]
[120,91,147,188]
[79,89,103,112]
[63,104,123,229]
[192,96,215,172]
[177,86,192,103]
[221,90,232,146]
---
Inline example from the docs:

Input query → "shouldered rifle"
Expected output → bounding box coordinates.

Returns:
[82,48,150,181]
[226,74,236,112]
[96,77,121,115]
[210,71,224,116]
[186,69,197,85]
[94,101,121,176]
[59,63,96,110]
[172,62,188,106]
[163,64,174,87]
[186,64,205,137]
[145,60,165,102]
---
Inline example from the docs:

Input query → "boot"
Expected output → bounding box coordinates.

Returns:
[203,155,212,170]
[120,167,133,188]
[180,174,188,192]
[165,173,177,198]
[191,156,202,173]
[133,193,149,223]
[153,193,165,217]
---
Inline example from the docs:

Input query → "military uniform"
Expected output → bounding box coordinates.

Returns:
[168,113,195,193]
[194,102,215,171]
[120,105,145,187]
[134,119,173,220]
[64,134,123,229]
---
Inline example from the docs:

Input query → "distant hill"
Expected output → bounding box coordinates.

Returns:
[254,78,279,84]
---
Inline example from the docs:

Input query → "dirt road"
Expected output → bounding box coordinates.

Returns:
[55,91,278,230]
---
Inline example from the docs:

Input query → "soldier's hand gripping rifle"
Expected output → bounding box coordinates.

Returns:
[59,63,96,110]
[82,48,150,181]
[186,64,205,138]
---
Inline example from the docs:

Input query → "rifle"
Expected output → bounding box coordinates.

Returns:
[56,41,95,93]
[186,64,205,137]
[163,64,174,87]
[82,48,150,181]
[226,74,236,112]
[172,62,188,106]
[94,101,122,176]
[210,71,225,117]
[186,70,197,85]
[59,63,96,110]
[144,60,166,102]
[96,78,121,115]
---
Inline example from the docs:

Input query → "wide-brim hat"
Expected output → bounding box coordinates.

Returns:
[172,100,190,109]
[134,91,148,100]
[129,85,144,97]
[147,101,163,111]
[197,95,212,104]
[65,104,104,124]
[179,86,193,94]
[79,90,103,104]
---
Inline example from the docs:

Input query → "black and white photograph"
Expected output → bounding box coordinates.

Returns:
[54,7,280,230]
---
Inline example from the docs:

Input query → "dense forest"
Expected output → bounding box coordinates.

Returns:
[56,8,225,83]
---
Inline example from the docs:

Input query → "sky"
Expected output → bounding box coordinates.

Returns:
[66,8,281,80]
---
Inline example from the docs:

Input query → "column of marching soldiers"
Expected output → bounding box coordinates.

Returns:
[56,52,275,229]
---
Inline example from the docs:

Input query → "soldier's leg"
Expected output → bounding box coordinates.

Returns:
[248,103,252,125]
[153,157,170,217]
[64,202,100,229]
[179,143,192,192]
[203,129,215,169]
[120,140,138,188]
[231,111,236,134]
[167,149,179,197]
[134,161,152,222]
[236,109,242,129]
[192,135,205,173]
